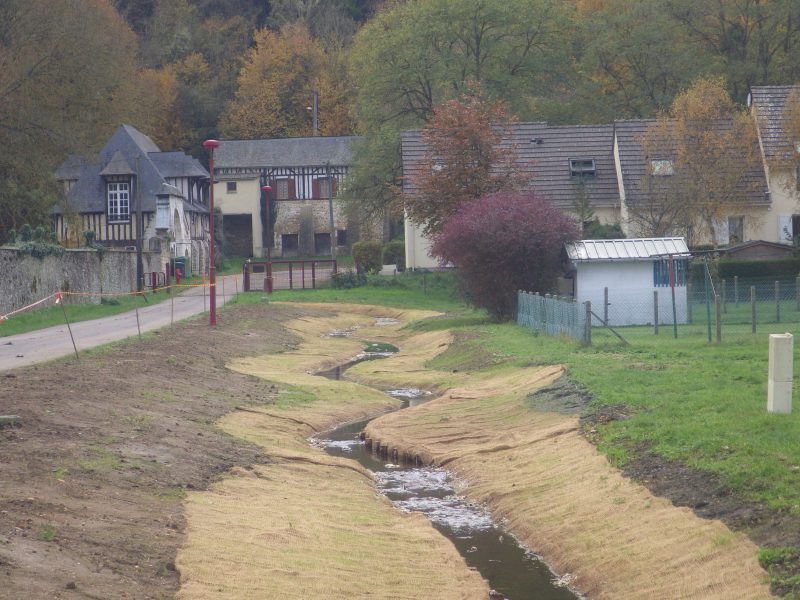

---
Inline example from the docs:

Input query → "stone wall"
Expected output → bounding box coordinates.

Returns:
[0,248,165,314]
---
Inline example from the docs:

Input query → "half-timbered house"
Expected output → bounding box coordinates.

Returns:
[53,125,211,273]
[213,136,360,258]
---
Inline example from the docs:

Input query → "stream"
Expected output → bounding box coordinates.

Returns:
[314,354,581,600]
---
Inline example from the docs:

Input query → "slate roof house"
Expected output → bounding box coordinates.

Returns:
[749,85,800,244]
[402,123,621,269]
[402,105,797,269]
[613,119,770,245]
[53,125,210,273]
[213,136,360,258]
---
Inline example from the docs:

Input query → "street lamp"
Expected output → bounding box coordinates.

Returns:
[261,185,272,261]
[203,138,220,327]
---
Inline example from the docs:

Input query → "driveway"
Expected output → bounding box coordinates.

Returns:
[0,279,241,372]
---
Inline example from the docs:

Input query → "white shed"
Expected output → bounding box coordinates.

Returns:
[565,238,691,326]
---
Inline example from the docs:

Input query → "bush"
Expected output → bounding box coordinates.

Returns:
[331,269,367,289]
[431,190,580,320]
[17,241,64,259]
[18,223,32,242]
[352,240,382,274]
[382,240,406,271]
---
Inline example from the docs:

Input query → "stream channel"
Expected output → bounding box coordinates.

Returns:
[313,350,581,600]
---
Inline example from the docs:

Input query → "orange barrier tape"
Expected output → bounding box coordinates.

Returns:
[0,293,58,322]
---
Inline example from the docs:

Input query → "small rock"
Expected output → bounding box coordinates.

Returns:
[66,581,77,590]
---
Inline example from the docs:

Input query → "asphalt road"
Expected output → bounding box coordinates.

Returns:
[0,279,241,373]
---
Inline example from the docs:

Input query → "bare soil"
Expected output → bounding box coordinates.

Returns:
[0,303,308,600]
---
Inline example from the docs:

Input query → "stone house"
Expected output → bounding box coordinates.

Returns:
[53,125,210,273]
[213,136,360,258]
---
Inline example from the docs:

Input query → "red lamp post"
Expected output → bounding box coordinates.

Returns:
[261,185,272,261]
[203,139,220,327]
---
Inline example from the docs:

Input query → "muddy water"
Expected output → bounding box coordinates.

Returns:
[316,366,581,600]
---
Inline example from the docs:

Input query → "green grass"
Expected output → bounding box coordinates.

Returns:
[38,524,56,542]
[245,271,466,312]
[472,321,800,513]
[1,294,156,337]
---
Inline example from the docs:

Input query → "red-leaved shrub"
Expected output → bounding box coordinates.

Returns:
[431,191,579,320]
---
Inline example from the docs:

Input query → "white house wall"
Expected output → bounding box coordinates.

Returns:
[215,177,264,257]
[404,218,439,270]
[575,261,688,326]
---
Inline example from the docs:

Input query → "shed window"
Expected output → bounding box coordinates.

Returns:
[569,158,596,176]
[226,181,237,193]
[107,181,130,222]
[653,258,687,287]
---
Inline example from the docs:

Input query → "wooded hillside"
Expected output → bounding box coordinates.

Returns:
[2,0,799,241]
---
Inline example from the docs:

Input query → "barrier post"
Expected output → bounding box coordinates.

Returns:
[58,292,79,360]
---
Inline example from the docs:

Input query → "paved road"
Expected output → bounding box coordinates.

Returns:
[0,279,241,372]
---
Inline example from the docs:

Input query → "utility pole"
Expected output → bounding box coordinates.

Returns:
[326,161,336,259]
[312,88,319,136]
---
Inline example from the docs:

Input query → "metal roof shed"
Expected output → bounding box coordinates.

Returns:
[565,238,690,326]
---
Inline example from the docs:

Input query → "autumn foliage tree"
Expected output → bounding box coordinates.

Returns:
[432,191,579,321]
[405,88,525,236]
[632,77,762,245]
[220,24,353,139]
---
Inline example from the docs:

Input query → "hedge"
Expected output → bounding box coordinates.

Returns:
[717,258,800,280]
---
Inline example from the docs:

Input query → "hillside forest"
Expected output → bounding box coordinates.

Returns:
[3,0,800,242]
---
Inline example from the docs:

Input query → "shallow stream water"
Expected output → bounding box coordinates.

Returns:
[315,353,581,600]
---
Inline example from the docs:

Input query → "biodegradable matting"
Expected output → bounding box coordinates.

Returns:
[176,305,488,599]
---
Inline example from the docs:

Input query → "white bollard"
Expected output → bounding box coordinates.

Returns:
[768,333,793,414]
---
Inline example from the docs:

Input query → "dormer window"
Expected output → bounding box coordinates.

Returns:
[569,158,596,176]
[107,179,130,222]
[651,159,674,176]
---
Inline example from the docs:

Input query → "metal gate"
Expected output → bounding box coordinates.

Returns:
[242,259,337,292]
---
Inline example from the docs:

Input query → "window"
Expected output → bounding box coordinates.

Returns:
[107,181,130,222]
[336,229,347,246]
[569,158,595,176]
[653,258,688,287]
[276,179,290,200]
[226,181,237,193]
[281,233,299,256]
[728,216,744,244]
[650,160,674,176]
[319,177,332,198]
[155,196,170,229]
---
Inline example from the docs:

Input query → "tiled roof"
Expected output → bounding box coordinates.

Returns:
[215,135,361,169]
[401,123,620,209]
[749,85,800,160]
[53,125,209,215]
[613,119,769,207]
[565,237,690,262]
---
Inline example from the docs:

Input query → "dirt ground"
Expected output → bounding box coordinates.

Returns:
[0,303,307,600]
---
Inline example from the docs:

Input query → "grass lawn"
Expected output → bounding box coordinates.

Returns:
[443,320,800,515]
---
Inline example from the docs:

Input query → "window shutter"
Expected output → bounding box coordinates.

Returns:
[331,177,338,197]
[288,179,296,200]
[312,178,320,199]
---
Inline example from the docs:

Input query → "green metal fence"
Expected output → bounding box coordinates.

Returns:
[517,291,590,345]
